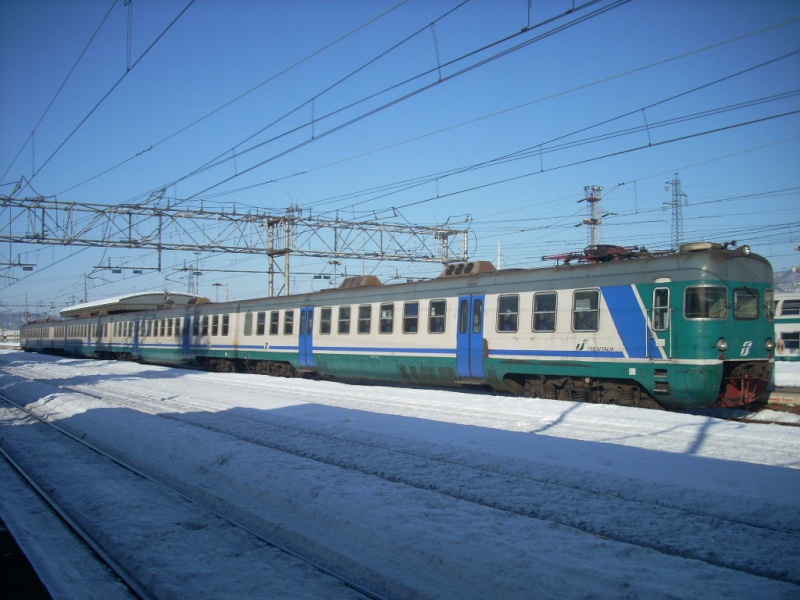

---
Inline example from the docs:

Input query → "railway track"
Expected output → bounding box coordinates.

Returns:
[1,352,798,598]
[6,377,800,589]
[0,394,384,600]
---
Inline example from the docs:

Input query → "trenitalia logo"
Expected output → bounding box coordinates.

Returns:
[576,339,615,352]
[740,341,753,357]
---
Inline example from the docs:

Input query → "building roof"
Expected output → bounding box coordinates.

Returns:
[60,291,209,318]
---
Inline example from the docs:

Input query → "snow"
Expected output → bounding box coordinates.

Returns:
[0,349,799,599]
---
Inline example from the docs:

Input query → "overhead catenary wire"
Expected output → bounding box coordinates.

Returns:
[173,25,799,218]
[12,0,197,199]
[0,0,118,185]
[3,3,798,310]
[54,0,415,198]
[128,0,632,206]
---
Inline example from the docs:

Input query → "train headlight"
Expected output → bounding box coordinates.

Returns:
[741,245,751,256]
[765,338,775,351]
[716,338,728,352]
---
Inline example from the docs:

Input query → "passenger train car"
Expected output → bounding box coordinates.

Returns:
[21,242,776,410]
[774,292,800,361]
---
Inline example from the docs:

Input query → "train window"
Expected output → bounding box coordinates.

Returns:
[284,310,294,335]
[429,300,446,333]
[781,299,800,316]
[403,302,419,333]
[221,314,229,336]
[269,311,279,335]
[202,315,210,336]
[211,315,219,336]
[533,292,557,332]
[160,319,166,337]
[459,299,469,334]
[497,295,519,332]
[781,332,800,351]
[174,318,181,336]
[734,288,759,320]
[358,304,372,334]
[652,288,670,331]
[338,306,351,334]
[320,307,332,335]
[573,290,599,331]
[379,303,394,334]
[473,299,483,333]
[167,318,174,337]
[244,312,253,336]
[685,286,727,319]
[765,289,774,321]
[257,312,267,336]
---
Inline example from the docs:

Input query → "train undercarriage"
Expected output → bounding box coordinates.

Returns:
[518,375,663,410]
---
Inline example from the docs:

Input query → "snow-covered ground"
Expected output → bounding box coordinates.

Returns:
[0,349,798,599]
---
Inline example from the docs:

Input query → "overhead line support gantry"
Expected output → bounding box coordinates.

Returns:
[1,196,470,296]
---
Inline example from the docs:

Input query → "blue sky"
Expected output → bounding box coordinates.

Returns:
[1,0,799,317]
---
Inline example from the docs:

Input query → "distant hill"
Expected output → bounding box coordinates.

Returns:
[775,269,800,293]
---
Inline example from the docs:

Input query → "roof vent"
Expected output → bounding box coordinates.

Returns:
[679,242,724,253]
[339,275,383,288]
[439,261,496,278]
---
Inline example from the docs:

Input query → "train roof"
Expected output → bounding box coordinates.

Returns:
[60,292,209,318]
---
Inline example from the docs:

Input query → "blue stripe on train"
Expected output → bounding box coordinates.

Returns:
[601,285,663,360]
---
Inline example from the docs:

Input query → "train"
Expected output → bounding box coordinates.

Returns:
[20,241,777,410]
[774,292,800,361]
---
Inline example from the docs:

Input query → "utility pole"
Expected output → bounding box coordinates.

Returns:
[665,173,688,250]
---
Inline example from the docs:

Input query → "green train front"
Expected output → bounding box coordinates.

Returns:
[632,244,774,408]
[485,243,774,410]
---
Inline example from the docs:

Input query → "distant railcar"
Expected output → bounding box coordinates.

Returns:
[774,293,800,361]
[21,242,776,409]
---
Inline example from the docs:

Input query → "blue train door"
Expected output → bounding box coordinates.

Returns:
[457,295,485,379]
[299,307,315,369]
[182,316,192,361]
[132,320,140,359]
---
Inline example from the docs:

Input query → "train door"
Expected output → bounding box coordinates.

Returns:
[457,295,485,379]
[132,320,141,359]
[299,306,315,369]
[182,315,192,361]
